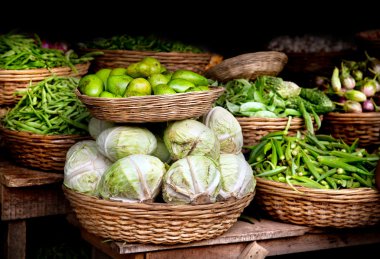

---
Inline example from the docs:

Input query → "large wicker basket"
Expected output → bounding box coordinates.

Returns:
[63,186,255,244]
[254,177,380,228]
[237,116,322,148]
[322,112,380,147]
[0,63,90,106]
[75,87,225,123]
[203,51,288,82]
[0,126,89,171]
[81,48,221,74]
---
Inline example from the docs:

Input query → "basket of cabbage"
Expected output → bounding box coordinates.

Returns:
[63,110,256,244]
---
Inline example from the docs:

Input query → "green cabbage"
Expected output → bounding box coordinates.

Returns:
[162,156,221,205]
[203,107,243,154]
[98,154,166,202]
[217,153,256,201]
[88,117,115,140]
[163,119,220,161]
[96,126,157,162]
[64,140,112,195]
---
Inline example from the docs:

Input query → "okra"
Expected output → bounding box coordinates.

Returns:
[317,156,374,176]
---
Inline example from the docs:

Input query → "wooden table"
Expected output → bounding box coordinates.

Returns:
[0,154,69,259]
[79,218,380,259]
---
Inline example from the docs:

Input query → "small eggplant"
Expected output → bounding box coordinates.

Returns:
[344,100,362,113]
[341,75,356,90]
[361,80,377,97]
[345,89,367,102]
[331,67,341,92]
[362,99,375,112]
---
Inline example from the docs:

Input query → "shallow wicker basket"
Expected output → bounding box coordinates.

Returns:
[237,116,322,148]
[81,48,221,74]
[203,51,288,82]
[0,126,89,171]
[0,63,90,106]
[322,112,380,147]
[63,186,255,244]
[254,177,380,228]
[75,87,225,123]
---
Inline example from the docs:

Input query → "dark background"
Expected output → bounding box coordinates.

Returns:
[1,2,379,58]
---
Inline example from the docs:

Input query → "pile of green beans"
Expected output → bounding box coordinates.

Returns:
[0,33,96,70]
[247,125,378,189]
[2,76,90,135]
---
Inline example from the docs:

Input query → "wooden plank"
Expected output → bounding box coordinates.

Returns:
[6,220,26,259]
[80,219,310,255]
[1,184,69,220]
[0,160,63,187]
[260,228,380,256]
[237,241,268,259]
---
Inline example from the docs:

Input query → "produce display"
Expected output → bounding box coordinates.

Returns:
[78,34,205,53]
[317,53,380,112]
[0,33,97,70]
[216,76,334,134]
[64,107,256,205]
[2,76,91,135]
[248,120,378,189]
[78,57,210,97]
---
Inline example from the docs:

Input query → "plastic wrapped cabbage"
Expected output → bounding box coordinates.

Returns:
[96,126,157,162]
[88,117,115,139]
[162,156,221,205]
[203,106,243,154]
[163,119,220,161]
[217,153,256,201]
[64,140,112,195]
[98,154,166,202]
[151,136,171,163]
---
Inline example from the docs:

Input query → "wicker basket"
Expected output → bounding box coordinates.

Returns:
[81,48,221,74]
[237,116,322,148]
[63,186,255,244]
[322,112,380,147]
[0,63,90,106]
[75,87,225,123]
[203,51,288,83]
[0,126,89,171]
[254,177,380,228]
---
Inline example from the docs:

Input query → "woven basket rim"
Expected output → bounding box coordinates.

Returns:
[0,62,90,75]
[325,112,380,118]
[236,116,305,122]
[81,48,213,57]
[63,185,255,211]
[0,125,86,139]
[75,86,225,103]
[256,177,379,197]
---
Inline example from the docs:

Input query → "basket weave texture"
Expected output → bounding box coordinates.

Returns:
[322,112,380,147]
[63,186,255,244]
[75,87,225,123]
[237,116,322,147]
[0,126,89,171]
[203,51,288,82]
[0,63,90,106]
[254,177,380,228]
[82,48,219,74]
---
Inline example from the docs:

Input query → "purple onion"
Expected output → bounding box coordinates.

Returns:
[362,99,375,112]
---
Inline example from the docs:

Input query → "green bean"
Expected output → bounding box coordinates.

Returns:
[256,166,287,177]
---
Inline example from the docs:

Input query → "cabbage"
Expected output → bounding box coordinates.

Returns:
[163,119,220,161]
[162,156,221,205]
[151,136,171,163]
[217,154,256,201]
[96,126,157,162]
[203,107,243,154]
[64,140,112,195]
[98,154,166,202]
[88,117,115,139]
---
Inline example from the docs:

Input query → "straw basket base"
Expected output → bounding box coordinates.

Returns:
[0,63,90,106]
[63,186,255,244]
[75,87,225,123]
[254,177,380,228]
[0,127,89,172]
[322,112,380,147]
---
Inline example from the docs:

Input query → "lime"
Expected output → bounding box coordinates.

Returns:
[78,74,104,97]
[95,68,112,87]
[99,91,116,98]
[124,78,152,97]
[148,74,170,91]
[171,70,208,86]
[153,84,176,95]
[168,78,195,93]
[109,67,128,76]
[107,75,133,96]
